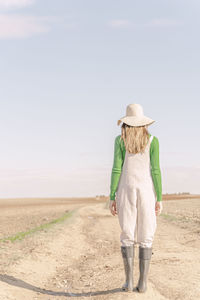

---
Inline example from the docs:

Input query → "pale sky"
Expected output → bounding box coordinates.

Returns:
[0,0,200,198]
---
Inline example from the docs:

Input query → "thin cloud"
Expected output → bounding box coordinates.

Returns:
[109,19,132,29]
[0,14,53,38]
[109,18,182,29]
[0,0,34,9]
[149,18,182,27]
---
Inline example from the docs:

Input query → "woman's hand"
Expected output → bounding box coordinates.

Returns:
[109,200,117,216]
[155,201,163,216]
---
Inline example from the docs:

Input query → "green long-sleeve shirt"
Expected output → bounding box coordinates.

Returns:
[110,134,162,202]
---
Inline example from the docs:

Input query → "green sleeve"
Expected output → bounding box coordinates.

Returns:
[109,136,124,201]
[150,136,163,202]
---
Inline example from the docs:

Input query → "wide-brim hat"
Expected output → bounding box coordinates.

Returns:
[117,103,155,127]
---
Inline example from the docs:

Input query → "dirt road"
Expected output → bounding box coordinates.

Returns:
[0,197,199,300]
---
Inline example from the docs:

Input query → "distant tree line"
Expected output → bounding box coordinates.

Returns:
[96,195,107,200]
[165,192,190,195]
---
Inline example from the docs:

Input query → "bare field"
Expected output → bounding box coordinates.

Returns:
[0,196,199,300]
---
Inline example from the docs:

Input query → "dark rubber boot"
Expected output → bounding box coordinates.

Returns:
[121,245,135,292]
[136,246,152,293]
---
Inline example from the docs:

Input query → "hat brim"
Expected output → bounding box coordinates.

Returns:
[117,116,155,127]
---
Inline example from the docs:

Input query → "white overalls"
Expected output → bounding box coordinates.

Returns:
[116,135,157,248]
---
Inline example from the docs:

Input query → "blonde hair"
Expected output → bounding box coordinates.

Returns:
[120,123,150,154]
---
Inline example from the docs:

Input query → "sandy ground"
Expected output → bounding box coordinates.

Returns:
[0,197,200,300]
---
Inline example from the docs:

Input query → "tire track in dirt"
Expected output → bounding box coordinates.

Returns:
[40,203,167,300]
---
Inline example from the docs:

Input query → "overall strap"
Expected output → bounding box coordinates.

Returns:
[150,135,154,144]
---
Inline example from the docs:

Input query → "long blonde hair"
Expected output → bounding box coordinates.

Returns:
[120,123,150,154]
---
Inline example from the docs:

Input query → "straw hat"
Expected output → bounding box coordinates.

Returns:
[117,103,155,127]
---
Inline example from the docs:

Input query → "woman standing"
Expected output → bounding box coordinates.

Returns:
[109,103,163,293]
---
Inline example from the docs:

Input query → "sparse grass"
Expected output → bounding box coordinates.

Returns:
[160,213,178,221]
[0,210,76,243]
[160,213,192,223]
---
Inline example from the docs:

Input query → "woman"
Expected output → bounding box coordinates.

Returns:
[109,103,163,293]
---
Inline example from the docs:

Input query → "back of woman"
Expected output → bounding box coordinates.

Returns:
[109,103,163,294]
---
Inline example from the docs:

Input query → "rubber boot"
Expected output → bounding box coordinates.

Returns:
[121,245,135,292]
[136,246,152,293]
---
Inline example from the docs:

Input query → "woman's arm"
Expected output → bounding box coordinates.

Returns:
[109,135,124,201]
[150,136,162,202]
